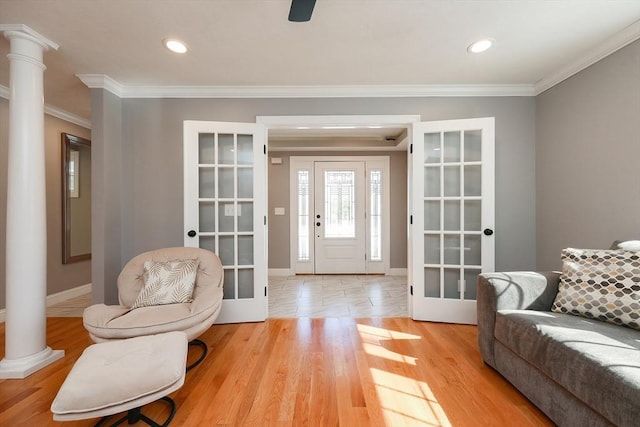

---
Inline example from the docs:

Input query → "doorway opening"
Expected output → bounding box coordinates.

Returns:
[259,114,419,318]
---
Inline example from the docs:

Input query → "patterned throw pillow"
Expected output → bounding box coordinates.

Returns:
[552,248,640,330]
[131,259,199,309]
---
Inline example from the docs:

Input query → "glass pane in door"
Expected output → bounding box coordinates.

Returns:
[324,170,356,238]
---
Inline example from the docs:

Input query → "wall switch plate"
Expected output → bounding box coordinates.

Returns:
[271,157,283,165]
[274,207,285,215]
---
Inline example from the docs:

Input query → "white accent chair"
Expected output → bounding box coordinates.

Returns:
[83,247,224,369]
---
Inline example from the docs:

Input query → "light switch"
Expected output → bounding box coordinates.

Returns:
[274,207,285,216]
[271,157,283,165]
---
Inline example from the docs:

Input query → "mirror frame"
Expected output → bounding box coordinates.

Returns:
[62,132,92,264]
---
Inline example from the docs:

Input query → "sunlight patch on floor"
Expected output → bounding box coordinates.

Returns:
[357,323,452,427]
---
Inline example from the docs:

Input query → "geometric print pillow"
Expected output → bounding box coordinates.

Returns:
[551,248,640,330]
[131,259,199,310]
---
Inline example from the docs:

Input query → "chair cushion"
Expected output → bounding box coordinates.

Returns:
[131,259,199,309]
[83,288,222,341]
[51,332,187,419]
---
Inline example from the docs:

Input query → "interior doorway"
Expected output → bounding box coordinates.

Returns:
[259,114,418,318]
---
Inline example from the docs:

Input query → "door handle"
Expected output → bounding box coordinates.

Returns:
[316,222,321,227]
[483,228,494,236]
[187,230,197,237]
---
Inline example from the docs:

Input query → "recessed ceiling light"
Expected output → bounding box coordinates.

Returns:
[467,38,493,54]
[163,38,188,54]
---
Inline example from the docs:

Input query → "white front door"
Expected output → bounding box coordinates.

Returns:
[183,120,267,324]
[410,117,495,324]
[314,161,366,274]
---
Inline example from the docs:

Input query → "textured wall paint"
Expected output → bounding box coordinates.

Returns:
[536,40,640,271]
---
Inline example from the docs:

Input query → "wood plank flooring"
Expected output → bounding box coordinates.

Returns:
[0,318,552,426]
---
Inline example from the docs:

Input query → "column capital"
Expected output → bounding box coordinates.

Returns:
[0,24,59,51]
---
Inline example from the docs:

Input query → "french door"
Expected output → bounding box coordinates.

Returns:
[411,117,495,324]
[314,162,366,274]
[183,120,267,323]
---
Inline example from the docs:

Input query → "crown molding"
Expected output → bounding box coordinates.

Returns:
[535,19,640,95]
[74,81,535,98]
[0,84,91,129]
[0,24,59,51]
[44,105,91,129]
[76,74,124,97]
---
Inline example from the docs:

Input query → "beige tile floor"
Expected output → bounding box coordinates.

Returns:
[46,292,93,317]
[46,275,409,318]
[268,275,408,318]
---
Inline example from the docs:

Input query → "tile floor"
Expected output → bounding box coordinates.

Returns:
[268,275,408,318]
[46,275,409,318]
[46,292,93,317]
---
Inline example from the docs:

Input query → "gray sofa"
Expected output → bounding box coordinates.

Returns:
[477,271,640,427]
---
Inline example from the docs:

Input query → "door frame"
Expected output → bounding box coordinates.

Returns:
[289,156,390,275]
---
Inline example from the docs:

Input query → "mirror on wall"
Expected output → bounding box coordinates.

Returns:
[62,133,91,264]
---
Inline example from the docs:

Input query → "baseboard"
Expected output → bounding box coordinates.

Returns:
[268,268,292,277]
[0,283,92,323]
[389,268,408,276]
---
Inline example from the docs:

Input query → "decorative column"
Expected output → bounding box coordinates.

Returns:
[0,25,64,378]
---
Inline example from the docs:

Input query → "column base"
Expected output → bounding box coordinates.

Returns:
[0,347,64,379]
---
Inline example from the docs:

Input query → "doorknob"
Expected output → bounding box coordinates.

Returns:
[483,228,494,236]
[316,214,321,219]
[187,230,197,237]
[316,222,321,227]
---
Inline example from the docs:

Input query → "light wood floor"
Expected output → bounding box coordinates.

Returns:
[0,318,552,426]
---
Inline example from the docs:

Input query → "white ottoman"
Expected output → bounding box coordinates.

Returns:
[51,331,188,426]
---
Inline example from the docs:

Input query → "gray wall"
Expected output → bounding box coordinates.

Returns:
[267,151,407,270]
[91,89,123,305]
[0,97,91,310]
[109,96,536,298]
[536,40,640,271]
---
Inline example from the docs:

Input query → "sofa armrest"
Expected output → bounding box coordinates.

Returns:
[476,271,561,368]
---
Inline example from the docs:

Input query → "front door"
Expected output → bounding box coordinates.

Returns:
[410,117,495,324]
[314,161,366,274]
[183,120,267,323]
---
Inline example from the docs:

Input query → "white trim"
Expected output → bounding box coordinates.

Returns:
[0,24,59,50]
[268,268,293,277]
[46,283,92,307]
[45,105,91,129]
[535,20,640,95]
[0,283,92,323]
[75,78,535,98]
[0,84,91,129]
[76,74,124,97]
[258,114,421,128]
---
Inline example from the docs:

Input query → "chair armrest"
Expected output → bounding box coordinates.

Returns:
[476,271,561,368]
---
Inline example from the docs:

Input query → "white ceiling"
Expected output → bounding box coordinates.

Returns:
[1,0,640,124]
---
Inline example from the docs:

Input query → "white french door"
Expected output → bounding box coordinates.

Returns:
[183,120,267,324]
[314,162,366,274]
[411,117,495,324]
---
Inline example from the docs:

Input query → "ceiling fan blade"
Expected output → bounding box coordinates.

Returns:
[288,0,316,22]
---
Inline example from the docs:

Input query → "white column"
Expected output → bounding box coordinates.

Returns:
[0,25,64,378]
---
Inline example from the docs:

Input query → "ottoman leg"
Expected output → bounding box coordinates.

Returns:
[95,396,176,427]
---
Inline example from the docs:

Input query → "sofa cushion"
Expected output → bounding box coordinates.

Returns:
[552,248,640,330]
[131,259,199,309]
[495,310,640,426]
